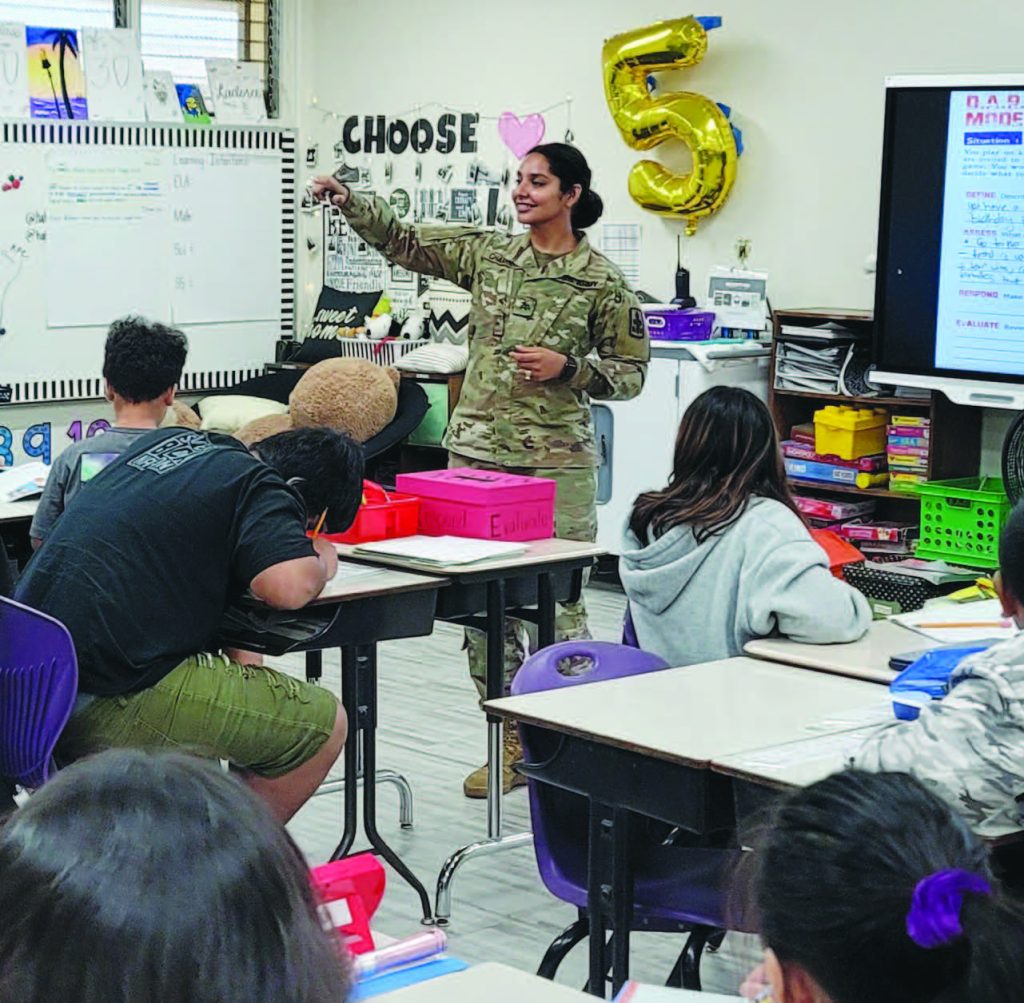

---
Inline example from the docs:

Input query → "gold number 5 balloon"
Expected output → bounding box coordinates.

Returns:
[602,15,740,235]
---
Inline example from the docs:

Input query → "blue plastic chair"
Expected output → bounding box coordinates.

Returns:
[511,640,747,991]
[0,596,78,793]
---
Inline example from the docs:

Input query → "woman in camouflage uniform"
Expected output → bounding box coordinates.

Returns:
[313,144,649,796]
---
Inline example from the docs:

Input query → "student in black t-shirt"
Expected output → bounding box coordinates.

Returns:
[16,426,363,823]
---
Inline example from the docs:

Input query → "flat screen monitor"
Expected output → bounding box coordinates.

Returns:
[873,75,1024,405]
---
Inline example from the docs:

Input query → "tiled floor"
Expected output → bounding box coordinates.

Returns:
[282,584,758,995]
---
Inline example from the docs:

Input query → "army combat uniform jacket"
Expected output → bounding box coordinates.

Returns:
[854,632,1024,838]
[340,192,649,468]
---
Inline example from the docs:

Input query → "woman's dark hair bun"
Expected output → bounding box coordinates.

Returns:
[572,188,603,229]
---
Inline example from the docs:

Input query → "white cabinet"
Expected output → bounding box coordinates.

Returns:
[593,342,770,555]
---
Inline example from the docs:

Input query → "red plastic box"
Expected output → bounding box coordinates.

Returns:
[310,853,385,955]
[395,468,556,541]
[319,481,420,545]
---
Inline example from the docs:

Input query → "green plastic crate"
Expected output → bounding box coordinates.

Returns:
[915,476,1011,568]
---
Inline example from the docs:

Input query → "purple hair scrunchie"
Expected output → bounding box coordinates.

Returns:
[906,869,992,949]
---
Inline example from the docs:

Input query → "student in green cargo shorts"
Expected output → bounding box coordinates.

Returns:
[16,426,363,823]
[314,143,650,797]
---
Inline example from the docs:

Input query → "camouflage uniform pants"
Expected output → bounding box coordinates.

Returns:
[449,453,597,699]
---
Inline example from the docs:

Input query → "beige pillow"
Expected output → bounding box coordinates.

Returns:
[198,394,289,434]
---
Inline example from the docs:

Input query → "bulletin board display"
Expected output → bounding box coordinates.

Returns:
[0,120,296,404]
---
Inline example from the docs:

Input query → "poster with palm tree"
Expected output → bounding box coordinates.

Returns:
[26,26,88,120]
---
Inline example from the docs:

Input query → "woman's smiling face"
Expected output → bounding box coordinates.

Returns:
[512,152,579,226]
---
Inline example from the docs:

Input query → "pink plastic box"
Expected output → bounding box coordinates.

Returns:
[394,468,556,541]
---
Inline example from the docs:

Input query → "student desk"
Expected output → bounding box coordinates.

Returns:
[334,538,605,924]
[485,657,890,996]
[380,963,736,1001]
[743,618,939,684]
[218,561,449,923]
[382,962,593,1001]
[0,499,38,523]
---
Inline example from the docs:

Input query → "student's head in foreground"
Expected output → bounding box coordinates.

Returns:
[0,749,350,1003]
[996,501,1024,628]
[629,384,797,543]
[753,769,1024,1003]
[251,426,364,535]
[103,316,188,407]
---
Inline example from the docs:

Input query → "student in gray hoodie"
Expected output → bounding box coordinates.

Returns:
[620,386,870,666]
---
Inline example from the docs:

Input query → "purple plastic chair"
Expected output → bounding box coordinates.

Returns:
[0,596,78,792]
[512,640,747,991]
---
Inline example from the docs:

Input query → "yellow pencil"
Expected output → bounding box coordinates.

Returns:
[916,620,1010,629]
[311,509,328,540]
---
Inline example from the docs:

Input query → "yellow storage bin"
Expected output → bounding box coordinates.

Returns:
[813,406,887,460]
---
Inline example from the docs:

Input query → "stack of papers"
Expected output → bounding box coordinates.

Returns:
[0,461,49,502]
[352,535,527,566]
[774,326,867,394]
[871,558,980,586]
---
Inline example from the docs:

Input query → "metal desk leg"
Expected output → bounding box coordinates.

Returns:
[356,645,434,923]
[587,802,633,998]
[537,571,555,649]
[435,577,533,924]
[486,578,507,840]
[305,650,322,684]
[330,645,359,861]
[375,769,414,828]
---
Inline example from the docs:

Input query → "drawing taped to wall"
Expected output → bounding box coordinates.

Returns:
[26,26,87,120]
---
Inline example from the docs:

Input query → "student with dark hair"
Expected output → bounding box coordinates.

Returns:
[746,770,1024,1003]
[0,749,351,1003]
[31,316,188,547]
[16,425,363,822]
[854,499,1024,836]
[312,145,649,797]
[253,426,365,533]
[620,386,869,665]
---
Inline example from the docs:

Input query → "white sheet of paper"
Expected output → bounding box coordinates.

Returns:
[0,460,50,502]
[330,561,387,583]
[82,27,145,122]
[0,22,28,119]
[205,58,266,124]
[45,147,170,327]
[801,701,894,734]
[892,598,1017,645]
[599,222,642,287]
[143,69,180,123]
[732,728,882,771]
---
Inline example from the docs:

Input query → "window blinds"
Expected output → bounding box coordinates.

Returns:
[140,0,243,97]
[0,1,114,26]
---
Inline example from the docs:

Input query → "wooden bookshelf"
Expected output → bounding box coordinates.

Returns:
[770,309,982,519]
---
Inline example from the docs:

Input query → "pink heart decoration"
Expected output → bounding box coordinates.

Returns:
[498,112,546,159]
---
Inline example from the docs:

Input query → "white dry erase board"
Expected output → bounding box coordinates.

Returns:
[0,120,296,404]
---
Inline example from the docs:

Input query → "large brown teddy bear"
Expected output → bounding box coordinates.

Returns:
[289,358,399,443]
[234,412,292,447]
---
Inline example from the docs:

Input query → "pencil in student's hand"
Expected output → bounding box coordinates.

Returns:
[311,509,328,540]
[916,620,1011,629]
